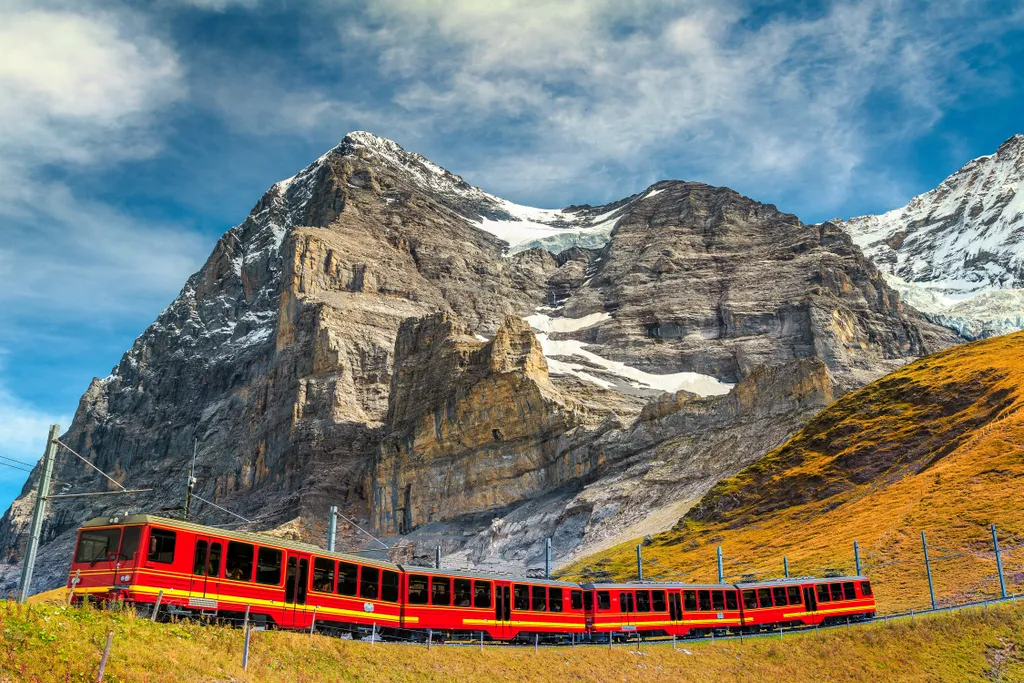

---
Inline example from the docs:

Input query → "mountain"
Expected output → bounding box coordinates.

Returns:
[577,332,1024,613]
[0,132,958,594]
[838,134,1024,339]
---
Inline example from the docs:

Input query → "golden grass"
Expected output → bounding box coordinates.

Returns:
[1,599,1022,682]
[574,333,1024,614]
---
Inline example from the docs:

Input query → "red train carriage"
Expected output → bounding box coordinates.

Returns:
[401,568,585,641]
[582,583,743,638]
[68,515,403,632]
[736,577,876,630]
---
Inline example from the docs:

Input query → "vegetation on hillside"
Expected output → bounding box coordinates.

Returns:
[2,597,1023,682]
[574,333,1024,614]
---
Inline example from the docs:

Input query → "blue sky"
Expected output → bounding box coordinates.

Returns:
[1,0,1023,511]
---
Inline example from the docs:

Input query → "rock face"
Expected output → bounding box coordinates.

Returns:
[837,134,1024,339]
[370,314,591,534]
[0,132,960,594]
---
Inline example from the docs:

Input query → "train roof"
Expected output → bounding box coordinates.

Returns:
[580,582,731,590]
[399,564,579,587]
[79,514,400,570]
[736,576,868,588]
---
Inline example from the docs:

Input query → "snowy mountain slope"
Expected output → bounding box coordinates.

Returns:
[342,131,633,255]
[837,134,1024,338]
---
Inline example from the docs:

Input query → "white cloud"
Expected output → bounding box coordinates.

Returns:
[332,0,1024,211]
[0,382,69,487]
[0,8,207,319]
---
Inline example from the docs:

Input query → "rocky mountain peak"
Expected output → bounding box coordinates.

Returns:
[835,134,1024,339]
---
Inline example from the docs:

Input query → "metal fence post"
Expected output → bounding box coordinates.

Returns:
[427,628,432,650]
[18,424,59,604]
[242,625,251,670]
[783,557,789,579]
[545,538,552,579]
[992,523,1008,599]
[96,630,113,682]
[854,541,861,576]
[150,590,163,622]
[717,546,724,583]
[637,544,643,581]
[535,632,539,654]
[67,570,81,606]
[921,532,937,610]
[243,604,250,632]
[310,607,317,637]
[435,545,441,569]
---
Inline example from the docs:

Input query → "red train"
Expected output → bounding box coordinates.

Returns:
[66,514,876,641]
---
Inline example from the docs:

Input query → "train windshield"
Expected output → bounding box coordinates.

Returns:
[75,528,122,564]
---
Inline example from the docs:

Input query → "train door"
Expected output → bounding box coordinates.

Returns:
[493,581,512,639]
[803,585,818,622]
[284,555,309,628]
[668,590,684,635]
[189,537,222,608]
[620,590,636,635]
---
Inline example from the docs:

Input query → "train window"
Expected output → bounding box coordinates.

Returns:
[550,587,563,613]
[816,584,830,602]
[788,586,801,605]
[148,529,177,564]
[842,582,856,600]
[474,581,492,609]
[193,540,208,576]
[597,591,611,611]
[532,585,547,611]
[408,575,429,604]
[208,543,221,578]
[830,583,843,601]
[684,590,698,611]
[121,527,141,560]
[77,529,120,564]
[757,588,773,608]
[454,579,472,607]
[431,577,451,606]
[652,590,666,612]
[743,589,757,610]
[571,590,583,610]
[338,562,358,596]
[636,590,650,612]
[698,590,712,611]
[360,567,380,599]
[773,587,788,606]
[513,584,530,610]
[861,581,873,597]
[725,591,738,611]
[255,548,282,585]
[312,558,336,593]
[712,591,725,611]
[583,591,593,611]
[225,542,253,581]
[382,571,400,602]
[621,592,634,613]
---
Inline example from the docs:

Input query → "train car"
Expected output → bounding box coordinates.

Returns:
[582,583,743,638]
[736,576,876,630]
[67,515,403,632]
[400,567,585,641]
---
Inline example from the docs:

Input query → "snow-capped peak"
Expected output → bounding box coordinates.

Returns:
[836,133,1024,339]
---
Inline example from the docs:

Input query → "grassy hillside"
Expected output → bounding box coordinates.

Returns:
[1,597,1023,681]
[574,332,1024,614]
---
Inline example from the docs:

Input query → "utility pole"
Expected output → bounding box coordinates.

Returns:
[717,546,724,584]
[636,544,643,582]
[783,556,789,579]
[184,439,197,521]
[921,531,936,610]
[992,523,1007,599]
[18,424,59,604]
[328,506,338,552]
[854,541,861,576]
[545,538,551,579]
[435,545,441,569]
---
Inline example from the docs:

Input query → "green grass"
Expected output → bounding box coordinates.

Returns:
[2,597,1023,681]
